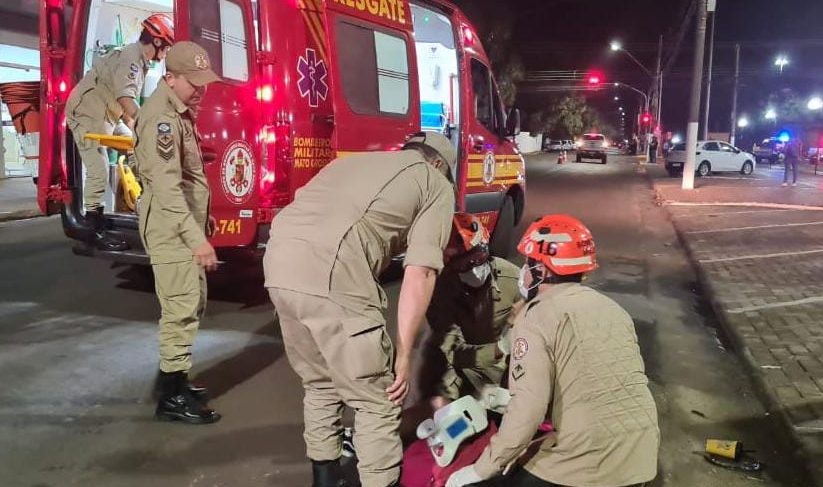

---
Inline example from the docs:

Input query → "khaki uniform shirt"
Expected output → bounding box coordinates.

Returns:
[474,283,660,486]
[66,42,148,132]
[134,81,210,264]
[263,151,455,325]
[428,257,521,345]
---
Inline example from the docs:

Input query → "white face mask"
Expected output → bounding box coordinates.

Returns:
[518,264,542,299]
[458,262,492,288]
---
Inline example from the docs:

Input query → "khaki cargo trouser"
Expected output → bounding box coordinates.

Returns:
[153,261,207,373]
[67,116,114,211]
[268,288,401,487]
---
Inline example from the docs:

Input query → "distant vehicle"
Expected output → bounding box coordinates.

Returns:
[561,139,575,151]
[575,133,608,164]
[544,139,564,152]
[665,140,755,178]
[753,137,785,164]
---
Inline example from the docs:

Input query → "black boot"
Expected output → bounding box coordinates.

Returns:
[153,371,210,402]
[86,207,129,251]
[155,371,221,425]
[311,459,347,487]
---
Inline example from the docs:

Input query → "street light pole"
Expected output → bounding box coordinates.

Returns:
[683,0,708,190]
[702,8,716,139]
[655,35,664,132]
[729,44,740,146]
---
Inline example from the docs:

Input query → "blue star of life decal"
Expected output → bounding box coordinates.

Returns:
[297,48,328,108]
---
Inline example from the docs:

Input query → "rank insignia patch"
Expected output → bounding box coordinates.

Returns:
[512,363,525,381]
[157,123,174,160]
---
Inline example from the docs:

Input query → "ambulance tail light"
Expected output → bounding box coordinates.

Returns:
[257,84,273,103]
[259,122,291,207]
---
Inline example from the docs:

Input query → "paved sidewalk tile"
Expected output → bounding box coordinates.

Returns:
[647,163,823,482]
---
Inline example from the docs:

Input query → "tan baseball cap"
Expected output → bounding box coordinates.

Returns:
[165,41,220,87]
[403,131,458,177]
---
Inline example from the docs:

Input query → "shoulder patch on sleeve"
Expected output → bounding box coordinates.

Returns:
[512,337,529,360]
[127,63,140,80]
[157,122,175,160]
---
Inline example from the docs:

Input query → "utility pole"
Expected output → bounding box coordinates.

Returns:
[0,92,5,180]
[729,43,741,146]
[655,35,664,129]
[683,0,709,190]
[702,7,717,139]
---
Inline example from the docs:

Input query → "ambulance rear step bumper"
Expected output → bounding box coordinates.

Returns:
[72,242,150,265]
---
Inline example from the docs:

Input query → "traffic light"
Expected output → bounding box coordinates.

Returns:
[641,113,652,125]
[585,70,604,89]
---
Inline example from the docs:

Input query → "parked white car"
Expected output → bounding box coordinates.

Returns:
[544,139,564,152]
[665,140,756,177]
[561,140,575,151]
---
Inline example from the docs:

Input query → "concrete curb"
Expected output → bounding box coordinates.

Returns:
[0,208,43,223]
[645,173,823,485]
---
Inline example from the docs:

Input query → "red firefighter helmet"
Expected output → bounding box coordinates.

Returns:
[447,213,490,270]
[453,213,490,252]
[142,13,175,46]
[517,215,597,275]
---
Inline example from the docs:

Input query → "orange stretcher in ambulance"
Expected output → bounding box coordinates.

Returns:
[39,0,526,264]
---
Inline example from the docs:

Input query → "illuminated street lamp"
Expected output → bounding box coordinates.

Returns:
[610,40,622,52]
[808,96,823,111]
[775,55,789,74]
[765,108,777,120]
[737,116,749,128]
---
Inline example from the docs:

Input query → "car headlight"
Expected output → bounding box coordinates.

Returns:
[602,142,609,148]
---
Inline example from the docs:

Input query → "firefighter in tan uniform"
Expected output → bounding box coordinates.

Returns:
[422,213,521,408]
[65,13,174,251]
[448,215,659,487]
[134,41,221,425]
[264,132,458,487]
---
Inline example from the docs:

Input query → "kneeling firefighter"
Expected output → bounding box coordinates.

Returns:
[447,215,660,487]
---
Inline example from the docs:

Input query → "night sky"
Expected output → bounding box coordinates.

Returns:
[475,0,823,142]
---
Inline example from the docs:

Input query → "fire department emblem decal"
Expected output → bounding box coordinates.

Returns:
[297,48,328,108]
[483,151,496,185]
[220,141,255,205]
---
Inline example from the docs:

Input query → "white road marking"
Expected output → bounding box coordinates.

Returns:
[699,248,823,263]
[664,202,823,211]
[675,209,796,218]
[687,220,823,234]
[728,295,823,314]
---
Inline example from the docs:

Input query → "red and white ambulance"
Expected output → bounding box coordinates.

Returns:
[38,0,526,263]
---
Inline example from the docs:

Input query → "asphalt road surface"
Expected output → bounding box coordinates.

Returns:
[0,152,814,486]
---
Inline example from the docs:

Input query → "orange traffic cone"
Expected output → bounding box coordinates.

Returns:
[557,150,566,164]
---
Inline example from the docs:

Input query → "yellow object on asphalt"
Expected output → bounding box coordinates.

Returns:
[84,133,135,151]
[705,439,740,460]
[117,155,141,211]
